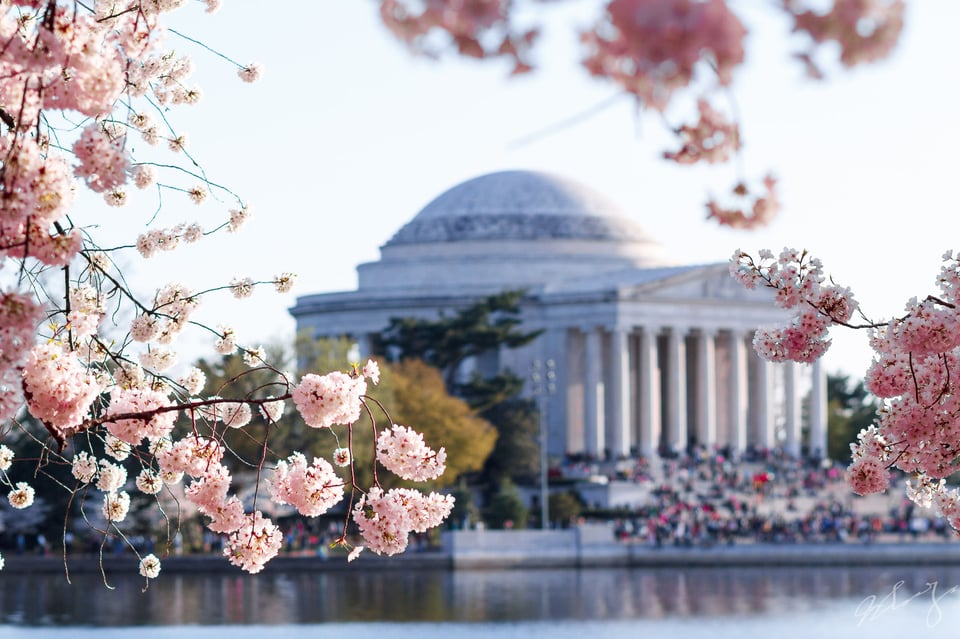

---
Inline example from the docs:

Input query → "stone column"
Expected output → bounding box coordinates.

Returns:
[565,329,586,454]
[696,329,718,452]
[809,358,828,460]
[544,328,569,456]
[638,327,661,458]
[728,331,749,454]
[755,355,776,450]
[584,327,605,458]
[608,327,632,459]
[665,326,687,454]
[355,333,374,359]
[784,361,801,458]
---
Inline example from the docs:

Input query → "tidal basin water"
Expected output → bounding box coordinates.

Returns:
[4,565,960,638]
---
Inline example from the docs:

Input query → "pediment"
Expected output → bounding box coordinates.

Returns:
[623,263,777,304]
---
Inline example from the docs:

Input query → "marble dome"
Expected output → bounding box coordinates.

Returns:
[384,170,655,245]
[357,170,670,293]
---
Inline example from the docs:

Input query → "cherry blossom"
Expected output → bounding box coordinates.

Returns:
[223,511,283,574]
[22,342,102,436]
[785,0,904,72]
[136,470,163,495]
[292,371,366,429]
[102,491,132,523]
[333,447,351,467]
[362,359,381,385]
[8,482,35,509]
[0,445,13,471]
[732,248,960,532]
[376,424,447,482]
[71,452,98,484]
[663,99,740,165]
[269,453,345,517]
[139,554,162,579]
[582,0,746,112]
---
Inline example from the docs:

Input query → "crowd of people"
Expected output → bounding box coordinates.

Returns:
[569,447,953,547]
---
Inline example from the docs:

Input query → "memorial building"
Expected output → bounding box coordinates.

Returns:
[290,170,827,460]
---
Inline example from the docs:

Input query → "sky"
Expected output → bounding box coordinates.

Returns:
[103,0,960,381]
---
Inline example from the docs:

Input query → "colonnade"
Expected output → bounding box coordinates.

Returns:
[553,326,827,461]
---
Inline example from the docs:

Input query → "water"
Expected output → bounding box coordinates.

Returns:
[3,566,960,638]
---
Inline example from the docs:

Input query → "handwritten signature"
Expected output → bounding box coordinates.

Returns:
[855,580,960,627]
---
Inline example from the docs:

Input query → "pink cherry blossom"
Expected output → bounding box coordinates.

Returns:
[223,511,283,574]
[664,99,740,165]
[22,343,101,435]
[786,0,904,71]
[104,388,177,445]
[376,424,447,482]
[269,452,344,517]
[707,175,779,229]
[582,0,746,111]
[846,456,889,496]
[292,371,366,429]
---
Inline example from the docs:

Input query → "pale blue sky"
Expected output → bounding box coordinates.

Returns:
[106,1,960,380]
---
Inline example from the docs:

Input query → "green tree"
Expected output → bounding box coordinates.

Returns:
[484,480,528,530]
[380,290,542,401]
[480,397,540,486]
[385,360,498,488]
[378,291,544,488]
[548,491,583,528]
[826,374,878,462]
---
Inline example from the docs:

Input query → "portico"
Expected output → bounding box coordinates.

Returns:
[548,323,823,459]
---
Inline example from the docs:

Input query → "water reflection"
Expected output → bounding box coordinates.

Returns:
[5,565,960,626]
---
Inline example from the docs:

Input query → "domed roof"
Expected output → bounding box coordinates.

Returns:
[358,170,669,293]
[384,170,655,246]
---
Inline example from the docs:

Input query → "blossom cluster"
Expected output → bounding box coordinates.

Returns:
[706,176,780,231]
[846,425,891,495]
[352,487,455,556]
[269,453,345,517]
[785,0,905,74]
[582,0,746,112]
[224,511,284,574]
[292,370,368,429]
[376,424,447,482]
[663,99,740,165]
[378,0,538,75]
[21,343,103,437]
[730,248,857,362]
[0,1,456,582]
[0,293,46,423]
[853,253,960,488]
[731,248,960,534]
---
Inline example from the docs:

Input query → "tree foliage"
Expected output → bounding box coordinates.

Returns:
[381,290,542,397]
[826,374,878,462]
[484,480,528,530]
[381,360,498,489]
[379,291,544,487]
[480,397,540,486]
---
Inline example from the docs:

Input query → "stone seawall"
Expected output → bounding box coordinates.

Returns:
[5,524,960,574]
